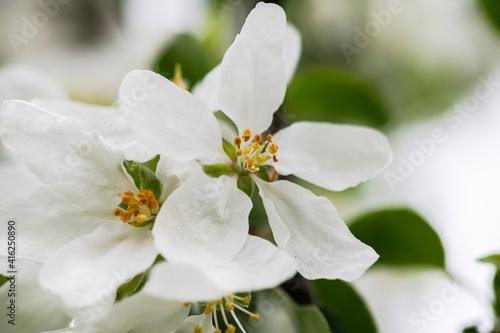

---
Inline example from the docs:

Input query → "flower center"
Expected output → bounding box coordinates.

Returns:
[191,294,259,333]
[234,129,278,173]
[113,190,159,227]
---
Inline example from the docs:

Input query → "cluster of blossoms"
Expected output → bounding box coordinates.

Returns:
[0,3,391,333]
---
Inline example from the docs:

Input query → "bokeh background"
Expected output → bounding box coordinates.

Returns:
[2,0,500,332]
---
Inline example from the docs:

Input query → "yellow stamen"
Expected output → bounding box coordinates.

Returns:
[273,155,278,163]
[215,330,222,333]
[173,63,188,90]
[267,134,273,142]
[236,149,243,156]
[136,213,147,222]
[243,146,252,155]
[227,295,234,302]
[252,142,260,150]
[250,313,260,321]
[243,296,250,305]
[183,302,192,307]
[194,325,203,333]
[204,303,213,314]
[234,137,242,145]
[225,303,234,311]
[242,129,252,142]
[225,325,236,333]
[254,134,262,144]
[268,143,278,155]
[114,190,158,226]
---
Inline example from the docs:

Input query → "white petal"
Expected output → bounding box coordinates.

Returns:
[283,24,302,84]
[39,221,158,324]
[218,3,287,135]
[145,236,295,302]
[0,65,67,103]
[155,156,203,203]
[0,187,105,263]
[153,174,250,267]
[94,291,188,333]
[175,314,215,333]
[217,116,239,144]
[0,259,72,333]
[31,99,137,146]
[273,122,392,191]
[192,65,221,112]
[119,70,226,164]
[255,179,379,280]
[0,101,132,211]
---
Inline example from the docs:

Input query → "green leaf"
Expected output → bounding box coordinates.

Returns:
[0,274,9,288]
[123,159,163,200]
[349,209,445,268]
[203,163,233,178]
[314,280,377,333]
[154,34,215,88]
[463,326,481,333]
[237,174,254,198]
[285,69,389,127]
[479,0,500,34]
[479,254,500,268]
[271,289,331,333]
[479,255,500,316]
[142,155,160,173]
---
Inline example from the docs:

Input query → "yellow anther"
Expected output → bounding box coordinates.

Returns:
[242,129,252,142]
[204,303,213,314]
[114,190,158,226]
[273,155,278,163]
[236,149,243,156]
[136,213,147,222]
[216,299,224,305]
[225,304,234,311]
[267,134,273,142]
[251,166,260,172]
[254,134,262,144]
[194,325,203,333]
[225,325,236,333]
[183,302,192,307]
[252,142,260,150]
[256,155,265,163]
[234,137,242,146]
[215,330,222,333]
[173,63,188,90]
[268,143,278,155]
[227,295,234,302]
[113,208,122,216]
[243,146,252,155]
[247,159,253,168]
[243,296,250,305]
[250,313,260,321]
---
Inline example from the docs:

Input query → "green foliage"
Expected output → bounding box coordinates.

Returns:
[223,139,237,160]
[123,159,163,200]
[237,174,254,198]
[479,254,500,316]
[314,280,377,333]
[115,273,145,301]
[0,274,9,288]
[349,209,445,268]
[271,289,332,333]
[479,0,500,33]
[154,34,215,88]
[285,69,389,127]
[203,163,233,178]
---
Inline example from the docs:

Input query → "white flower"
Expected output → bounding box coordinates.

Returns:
[120,2,392,280]
[0,100,240,325]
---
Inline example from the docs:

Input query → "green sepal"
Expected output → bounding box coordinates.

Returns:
[123,159,163,200]
[253,167,270,182]
[479,254,500,268]
[222,139,237,160]
[142,155,160,173]
[118,202,128,210]
[237,174,254,198]
[115,273,145,301]
[202,163,233,178]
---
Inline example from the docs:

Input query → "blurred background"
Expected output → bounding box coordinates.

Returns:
[1,0,500,332]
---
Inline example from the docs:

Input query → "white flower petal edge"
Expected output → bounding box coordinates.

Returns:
[218,2,287,134]
[39,221,158,324]
[156,156,203,202]
[192,64,221,112]
[0,100,132,211]
[255,178,379,280]
[92,291,189,333]
[0,259,71,333]
[0,187,105,263]
[153,174,251,267]
[144,235,296,302]
[174,314,216,333]
[283,24,302,84]
[273,122,393,191]
[119,70,226,164]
